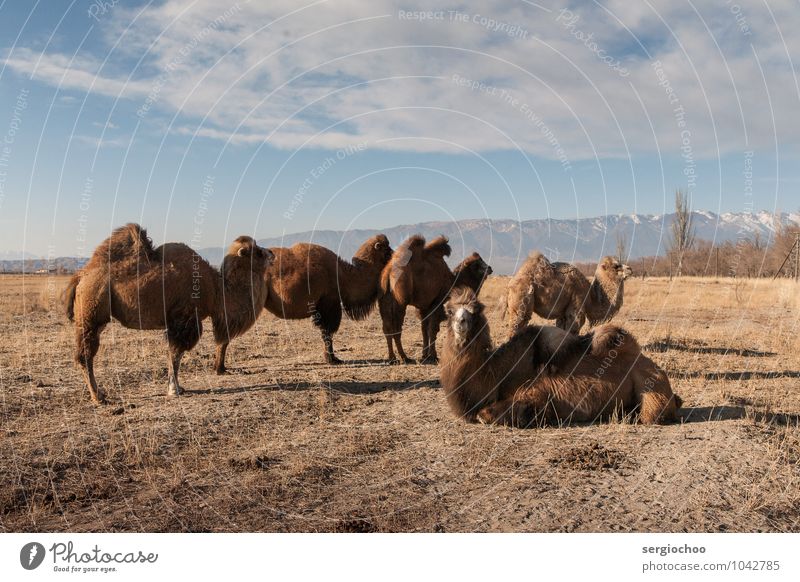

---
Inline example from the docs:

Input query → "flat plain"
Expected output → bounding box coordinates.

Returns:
[1,273,798,532]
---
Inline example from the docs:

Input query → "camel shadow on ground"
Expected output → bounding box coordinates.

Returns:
[220,359,434,375]
[679,406,800,425]
[187,378,440,396]
[644,340,776,358]
[678,406,746,423]
[678,370,800,380]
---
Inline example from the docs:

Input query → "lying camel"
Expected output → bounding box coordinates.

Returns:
[441,288,681,427]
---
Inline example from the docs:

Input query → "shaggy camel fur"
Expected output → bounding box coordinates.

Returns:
[379,235,492,364]
[64,224,273,404]
[215,235,392,370]
[441,289,681,427]
[502,253,632,336]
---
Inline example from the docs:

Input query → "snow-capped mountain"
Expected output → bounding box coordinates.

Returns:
[195,210,799,275]
[4,211,796,275]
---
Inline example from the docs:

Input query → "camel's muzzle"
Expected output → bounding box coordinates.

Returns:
[451,307,473,340]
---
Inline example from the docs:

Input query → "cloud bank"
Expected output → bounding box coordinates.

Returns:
[4,0,799,160]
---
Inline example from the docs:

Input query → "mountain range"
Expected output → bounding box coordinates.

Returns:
[3,211,798,276]
[204,210,800,275]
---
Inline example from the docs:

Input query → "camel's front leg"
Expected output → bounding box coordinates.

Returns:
[477,392,549,428]
[476,399,528,427]
[167,347,185,397]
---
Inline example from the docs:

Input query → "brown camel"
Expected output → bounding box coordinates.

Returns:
[63,223,273,404]
[214,234,392,370]
[441,288,681,427]
[502,253,631,336]
[379,235,492,364]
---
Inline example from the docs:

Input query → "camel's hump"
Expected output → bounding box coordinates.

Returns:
[424,235,451,258]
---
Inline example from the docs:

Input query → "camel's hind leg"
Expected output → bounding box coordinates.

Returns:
[314,296,343,365]
[75,323,106,404]
[419,312,432,363]
[72,282,110,404]
[379,295,412,364]
[637,384,682,424]
[165,316,202,397]
[421,306,446,364]
[633,355,681,424]
[213,342,228,375]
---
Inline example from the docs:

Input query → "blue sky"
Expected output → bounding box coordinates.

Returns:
[0,0,798,257]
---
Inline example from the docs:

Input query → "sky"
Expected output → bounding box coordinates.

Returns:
[0,0,798,257]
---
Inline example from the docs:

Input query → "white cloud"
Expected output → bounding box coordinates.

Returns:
[4,0,799,159]
[72,134,128,148]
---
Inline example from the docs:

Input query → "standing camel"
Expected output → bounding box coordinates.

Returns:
[501,253,631,337]
[379,235,492,364]
[63,224,273,403]
[441,289,681,427]
[214,234,392,370]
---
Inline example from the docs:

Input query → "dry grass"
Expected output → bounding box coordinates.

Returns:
[1,273,799,532]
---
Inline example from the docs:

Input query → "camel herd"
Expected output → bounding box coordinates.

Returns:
[64,223,681,426]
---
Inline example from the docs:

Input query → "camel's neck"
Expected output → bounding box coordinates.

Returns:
[338,257,383,305]
[453,268,483,294]
[440,319,496,420]
[214,261,267,340]
[587,275,624,325]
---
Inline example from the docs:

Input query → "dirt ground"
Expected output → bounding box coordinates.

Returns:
[1,273,799,532]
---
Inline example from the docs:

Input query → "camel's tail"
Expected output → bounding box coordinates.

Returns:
[63,272,81,321]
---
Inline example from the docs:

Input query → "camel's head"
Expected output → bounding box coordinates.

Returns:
[598,256,632,281]
[455,252,493,292]
[444,288,485,346]
[226,236,275,274]
[355,233,393,267]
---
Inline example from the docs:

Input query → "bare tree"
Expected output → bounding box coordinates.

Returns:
[670,188,695,277]
[615,231,628,264]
